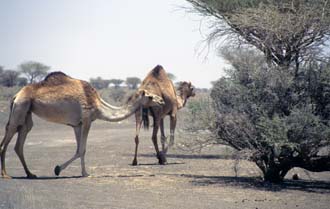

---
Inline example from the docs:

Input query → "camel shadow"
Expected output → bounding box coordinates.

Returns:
[182,174,330,194]
[12,173,157,180]
[133,162,185,166]
[12,175,83,180]
[139,153,234,160]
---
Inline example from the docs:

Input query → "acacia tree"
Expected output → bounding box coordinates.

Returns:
[19,61,50,83]
[186,0,330,71]
[186,0,330,182]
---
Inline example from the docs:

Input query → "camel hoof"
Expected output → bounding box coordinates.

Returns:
[82,172,90,177]
[132,159,138,166]
[54,165,61,176]
[158,152,167,165]
[27,173,37,179]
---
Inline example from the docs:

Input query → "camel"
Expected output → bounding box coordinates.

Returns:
[132,65,195,165]
[0,72,164,179]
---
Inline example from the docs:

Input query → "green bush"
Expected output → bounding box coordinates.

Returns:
[211,49,330,182]
[177,93,217,151]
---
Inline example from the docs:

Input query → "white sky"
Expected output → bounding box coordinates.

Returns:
[0,0,226,88]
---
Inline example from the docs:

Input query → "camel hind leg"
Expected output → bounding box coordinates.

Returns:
[0,123,18,178]
[151,115,166,165]
[14,112,36,179]
[132,109,143,166]
[1,100,31,178]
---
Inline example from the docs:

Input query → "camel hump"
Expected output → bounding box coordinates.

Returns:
[151,65,166,78]
[41,71,69,86]
[44,71,68,81]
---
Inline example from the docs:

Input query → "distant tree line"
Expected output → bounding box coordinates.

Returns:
[89,77,142,89]
[0,61,49,87]
[1,61,177,91]
[89,72,177,90]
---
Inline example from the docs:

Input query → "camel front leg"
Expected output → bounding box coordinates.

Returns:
[160,118,167,153]
[132,109,142,166]
[54,124,82,176]
[14,112,36,179]
[165,115,176,154]
[54,120,91,177]
[79,121,91,177]
[151,117,166,164]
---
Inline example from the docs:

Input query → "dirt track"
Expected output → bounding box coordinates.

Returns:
[0,118,330,209]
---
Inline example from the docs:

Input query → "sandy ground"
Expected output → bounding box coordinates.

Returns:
[0,116,330,209]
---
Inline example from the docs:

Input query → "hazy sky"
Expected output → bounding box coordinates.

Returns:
[0,0,226,88]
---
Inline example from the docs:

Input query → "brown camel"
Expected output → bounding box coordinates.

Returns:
[132,65,195,165]
[0,72,164,179]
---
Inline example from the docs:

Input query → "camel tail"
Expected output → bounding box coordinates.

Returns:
[142,108,149,130]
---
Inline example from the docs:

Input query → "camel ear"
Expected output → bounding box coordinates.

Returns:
[188,81,191,87]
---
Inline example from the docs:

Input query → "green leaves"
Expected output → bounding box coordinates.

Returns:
[186,0,330,181]
[211,48,330,180]
[186,0,330,68]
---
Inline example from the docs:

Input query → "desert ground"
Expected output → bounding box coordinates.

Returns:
[0,103,330,209]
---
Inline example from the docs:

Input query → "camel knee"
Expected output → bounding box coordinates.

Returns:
[5,123,17,135]
[78,149,86,158]
[69,152,82,161]
[161,135,167,143]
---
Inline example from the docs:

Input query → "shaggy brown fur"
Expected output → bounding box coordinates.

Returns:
[132,65,195,165]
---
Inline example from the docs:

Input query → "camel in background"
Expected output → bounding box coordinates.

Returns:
[0,72,163,179]
[132,65,195,165]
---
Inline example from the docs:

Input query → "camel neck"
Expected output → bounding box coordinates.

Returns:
[98,99,140,122]
[177,94,187,109]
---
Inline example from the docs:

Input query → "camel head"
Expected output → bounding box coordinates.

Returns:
[176,81,195,109]
[127,90,165,107]
[177,81,195,98]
